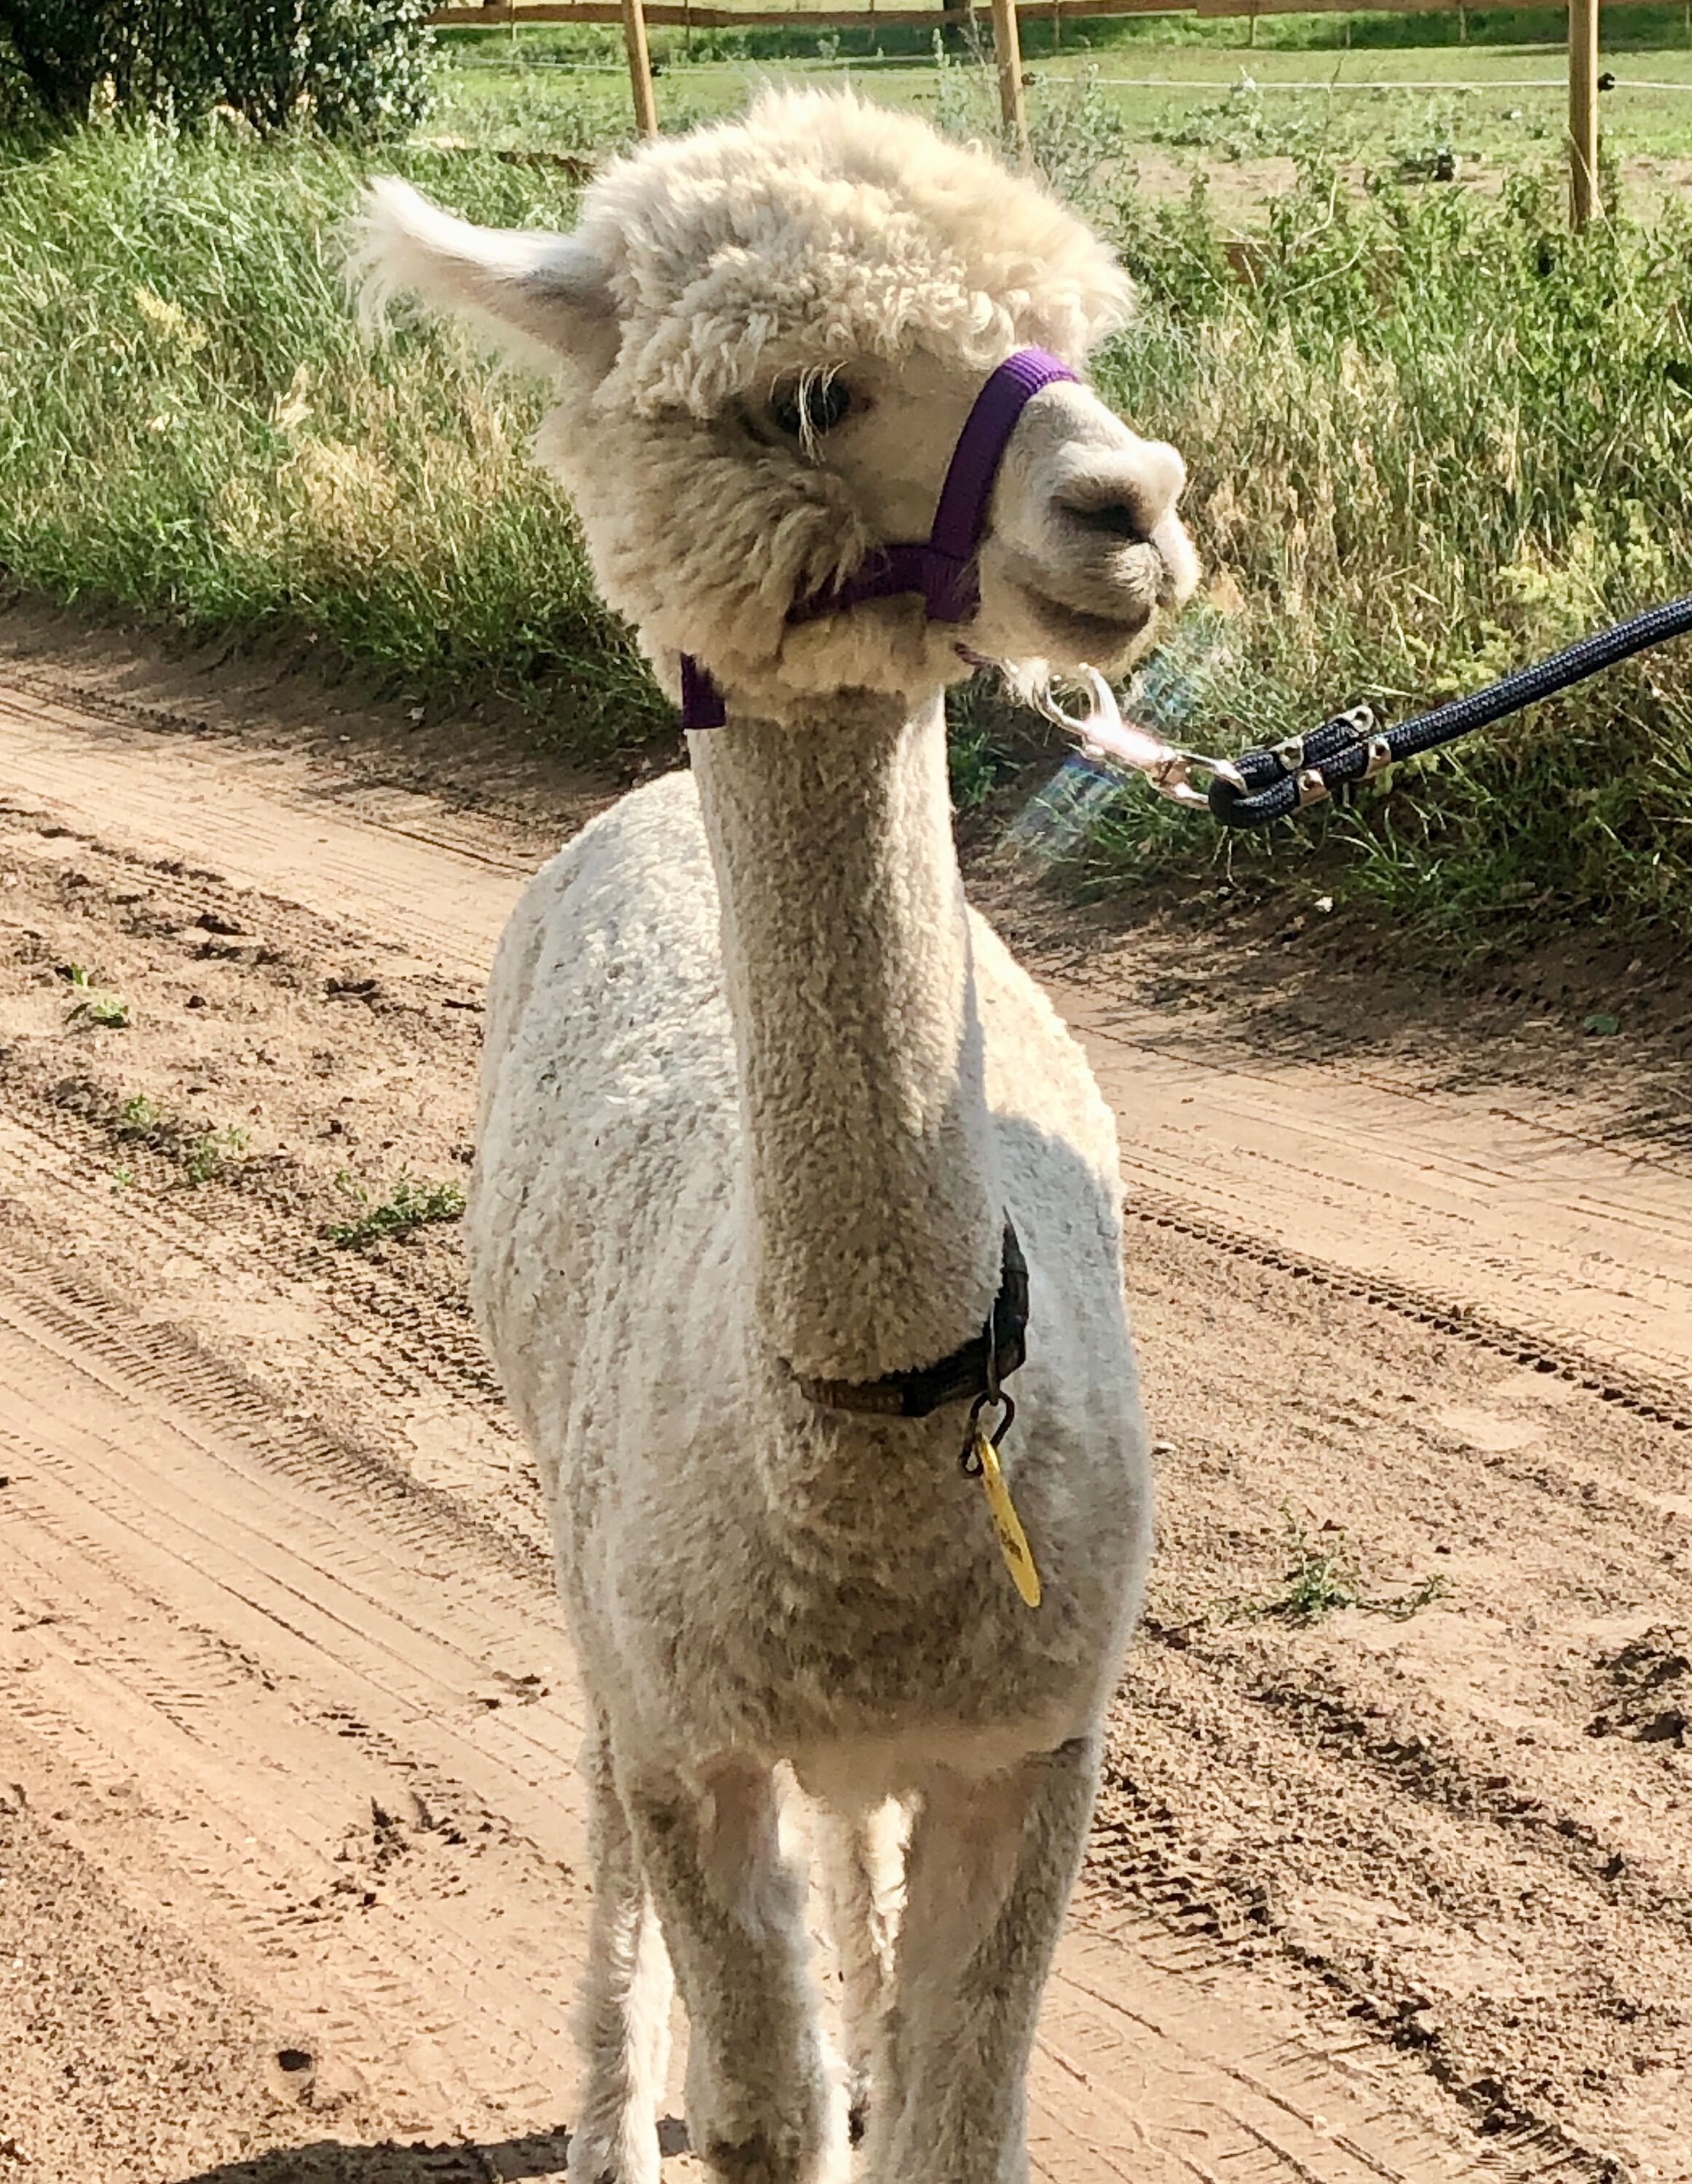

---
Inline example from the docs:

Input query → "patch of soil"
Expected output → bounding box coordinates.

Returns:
[1588,1629,1692,1749]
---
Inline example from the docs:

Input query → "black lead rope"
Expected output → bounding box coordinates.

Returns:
[1203,590,1692,831]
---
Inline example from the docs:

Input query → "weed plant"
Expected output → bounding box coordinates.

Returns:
[1145,78,1492,174]
[328,1169,467,1248]
[60,961,130,1024]
[184,1123,250,1184]
[1223,1506,1447,1623]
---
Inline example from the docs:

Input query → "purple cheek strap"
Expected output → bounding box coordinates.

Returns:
[679,346,1079,731]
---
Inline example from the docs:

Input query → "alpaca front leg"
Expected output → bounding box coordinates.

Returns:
[815,1799,905,2147]
[571,1727,675,2184]
[869,1736,1100,2184]
[624,1760,834,2184]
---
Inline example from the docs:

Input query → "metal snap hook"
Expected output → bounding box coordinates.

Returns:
[1033,667,1246,810]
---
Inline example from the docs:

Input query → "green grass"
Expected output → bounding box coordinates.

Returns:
[1070,159,1692,951]
[1122,53,1692,171]
[328,1170,467,1249]
[1224,1507,1447,1623]
[0,122,665,753]
[431,20,1692,172]
[3,46,1692,950]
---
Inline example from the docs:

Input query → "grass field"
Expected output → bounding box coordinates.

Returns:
[432,15,1692,178]
[2,22,1691,951]
[429,39,1692,238]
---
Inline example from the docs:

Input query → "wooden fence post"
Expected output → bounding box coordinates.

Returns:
[989,0,1030,165]
[1569,0,1599,229]
[621,0,659,139]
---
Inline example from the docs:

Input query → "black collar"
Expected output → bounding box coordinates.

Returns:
[792,1219,1029,1419]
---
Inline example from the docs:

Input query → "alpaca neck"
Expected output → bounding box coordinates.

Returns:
[690,692,1003,1385]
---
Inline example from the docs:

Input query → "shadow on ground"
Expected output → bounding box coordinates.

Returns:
[173,2118,689,2183]
[971,853,1692,1168]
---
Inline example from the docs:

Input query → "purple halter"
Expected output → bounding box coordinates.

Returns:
[679,346,1079,730]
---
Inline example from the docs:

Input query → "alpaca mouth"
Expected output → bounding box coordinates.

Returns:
[1013,578,1155,654]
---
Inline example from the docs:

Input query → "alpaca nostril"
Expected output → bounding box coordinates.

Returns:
[1059,495,1154,545]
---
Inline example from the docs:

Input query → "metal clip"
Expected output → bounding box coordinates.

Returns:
[962,1386,1016,1476]
[1361,734,1393,781]
[1034,668,1246,812]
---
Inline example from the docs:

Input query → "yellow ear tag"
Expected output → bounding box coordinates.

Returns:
[973,1433,1043,1608]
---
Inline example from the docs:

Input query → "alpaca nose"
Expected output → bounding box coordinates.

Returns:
[1052,440,1186,550]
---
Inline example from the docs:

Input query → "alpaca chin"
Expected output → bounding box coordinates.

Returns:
[975,578,1166,690]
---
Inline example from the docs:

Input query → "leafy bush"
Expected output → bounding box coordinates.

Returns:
[0,3,195,127]
[0,0,432,135]
[208,1,434,138]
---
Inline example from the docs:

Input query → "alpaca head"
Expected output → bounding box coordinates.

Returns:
[358,88,1198,721]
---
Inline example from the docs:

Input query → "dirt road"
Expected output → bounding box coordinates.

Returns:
[1,629,1688,2184]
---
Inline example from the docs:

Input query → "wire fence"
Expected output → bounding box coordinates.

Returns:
[430,0,1653,223]
[1080,71,1692,85]
[432,0,1480,28]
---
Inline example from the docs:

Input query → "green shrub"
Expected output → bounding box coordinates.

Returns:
[0,0,432,135]
[0,3,197,128]
[207,1,434,138]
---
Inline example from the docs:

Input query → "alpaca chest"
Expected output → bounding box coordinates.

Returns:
[573,1412,1145,1772]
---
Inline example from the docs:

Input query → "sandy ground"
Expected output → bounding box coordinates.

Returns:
[1,621,1689,2184]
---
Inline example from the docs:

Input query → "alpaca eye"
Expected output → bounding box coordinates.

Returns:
[772,379,853,438]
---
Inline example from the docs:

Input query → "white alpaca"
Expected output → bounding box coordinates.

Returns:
[360,88,1196,2184]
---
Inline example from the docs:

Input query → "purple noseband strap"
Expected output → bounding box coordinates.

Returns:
[680,346,1078,731]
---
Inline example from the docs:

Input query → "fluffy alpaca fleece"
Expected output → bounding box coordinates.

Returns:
[359,87,1198,2184]
[357,87,1182,721]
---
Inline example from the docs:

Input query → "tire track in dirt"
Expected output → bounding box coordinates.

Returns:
[0,1227,1509,2184]
[0,676,528,984]
[0,1088,529,1525]
[0,1238,593,2147]
[1120,1185,1692,1435]
[1084,1206,1691,2175]
[6,669,1690,1425]
[1059,994,1692,1412]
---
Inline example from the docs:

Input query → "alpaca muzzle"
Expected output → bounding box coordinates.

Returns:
[679,347,1080,730]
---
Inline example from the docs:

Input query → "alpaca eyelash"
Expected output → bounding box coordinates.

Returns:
[772,378,853,441]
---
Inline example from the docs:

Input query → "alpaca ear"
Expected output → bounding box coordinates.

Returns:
[353,177,618,371]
